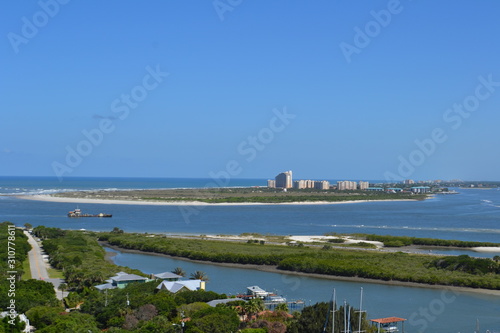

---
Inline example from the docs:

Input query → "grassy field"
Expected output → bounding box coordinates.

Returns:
[47,267,64,279]
[22,259,31,280]
[98,232,500,290]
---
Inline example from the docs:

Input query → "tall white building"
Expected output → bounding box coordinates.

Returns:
[314,181,330,190]
[293,180,307,189]
[358,181,369,190]
[337,181,357,190]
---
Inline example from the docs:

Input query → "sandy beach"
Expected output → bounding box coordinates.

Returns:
[17,194,418,206]
[471,246,500,253]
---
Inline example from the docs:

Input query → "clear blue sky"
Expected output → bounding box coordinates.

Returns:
[2,1,500,181]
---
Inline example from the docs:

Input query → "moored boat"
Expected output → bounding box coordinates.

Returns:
[68,208,112,218]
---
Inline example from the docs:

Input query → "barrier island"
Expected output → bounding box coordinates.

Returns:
[50,187,429,204]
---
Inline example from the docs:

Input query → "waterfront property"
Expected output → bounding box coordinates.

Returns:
[153,271,183,281]
[246,285,269,298]
[95,270,206,292]
[156,279,205,293]
[95,272,148,290]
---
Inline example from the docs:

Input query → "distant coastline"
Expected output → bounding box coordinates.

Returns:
[17,194,422,206]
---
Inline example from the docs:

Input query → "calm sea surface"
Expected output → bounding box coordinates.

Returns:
[1,176,499,332]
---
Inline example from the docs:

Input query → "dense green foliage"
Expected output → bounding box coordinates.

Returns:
[142,192,425,203]
[0,222,58,313]
[99,233,291,265]
[0,222,30,280]
[26,306,100,333]
[287,302,375,333]
[32,227,145,291]
[361,234,500,248]
[98,232,500,290]
[430,255,500,275]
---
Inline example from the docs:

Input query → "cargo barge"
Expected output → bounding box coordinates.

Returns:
[68,208,112,218]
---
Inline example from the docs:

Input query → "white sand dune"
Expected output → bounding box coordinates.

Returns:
[471,247,500,253]
[288,235,383,248]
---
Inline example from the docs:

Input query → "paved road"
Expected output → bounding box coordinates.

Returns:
[25,230,49,280]
[24,230,68,300]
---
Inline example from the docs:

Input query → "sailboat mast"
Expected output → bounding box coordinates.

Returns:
[332,289,336,333]
[358,287,363,333]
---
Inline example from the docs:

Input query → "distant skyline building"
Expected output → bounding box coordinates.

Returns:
[275,170,293,188]
[267,179,276,188]
[337,181,357,190]
[358,181,369,190]
[293,180,307,189]
[404,179,415,185]
[314,180,330,190]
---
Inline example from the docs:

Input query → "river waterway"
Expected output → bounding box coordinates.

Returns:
[105,246,499,332]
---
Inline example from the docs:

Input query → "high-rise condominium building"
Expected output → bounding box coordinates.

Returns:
[358,181,369,190]
[275,170,293,188]
[293,180,307,189]
[337,181,357,190]
[314,181,330,190]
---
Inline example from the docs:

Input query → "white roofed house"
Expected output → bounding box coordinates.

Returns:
[156,279,206,293]
[153,272,182,281]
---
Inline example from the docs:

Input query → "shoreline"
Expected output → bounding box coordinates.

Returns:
[16,194,420,206]
[101,242,500,297]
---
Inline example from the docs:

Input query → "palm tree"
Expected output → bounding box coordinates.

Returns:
[59,283,67,300]
[190,270,209,281]
[244,298,265,321]
[172,267,186,277]
[275,302,289,313]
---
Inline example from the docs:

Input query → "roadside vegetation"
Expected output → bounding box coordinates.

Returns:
[98,231,500,290]
[0,222,59,332]
[32,226,146,292]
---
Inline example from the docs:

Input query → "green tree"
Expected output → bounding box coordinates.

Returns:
[59,283,67,301]
[244,298,265,321]
[190,271,209,281]
[275,302,289,313]
[186,306,239,333]
[1,315,26,333]
[172,267,186,277]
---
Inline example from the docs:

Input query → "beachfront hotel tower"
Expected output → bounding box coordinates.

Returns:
[275,170,293,188]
